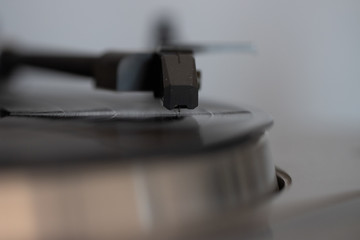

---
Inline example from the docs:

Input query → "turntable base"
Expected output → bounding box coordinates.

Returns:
[0,72,279,240]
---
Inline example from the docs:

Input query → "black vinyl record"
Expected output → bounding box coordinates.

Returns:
[0,74,272,167]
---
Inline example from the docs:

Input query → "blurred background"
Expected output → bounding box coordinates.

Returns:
[0,0,359,154]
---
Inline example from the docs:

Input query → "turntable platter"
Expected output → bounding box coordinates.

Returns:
[0,75,272,166]
[0,74,278,240]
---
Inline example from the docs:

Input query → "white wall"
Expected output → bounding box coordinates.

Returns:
[1,0,360,132]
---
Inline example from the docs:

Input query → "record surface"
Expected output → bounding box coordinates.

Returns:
[0,73,273,167]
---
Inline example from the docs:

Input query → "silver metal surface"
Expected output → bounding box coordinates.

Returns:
[0,134,278,240]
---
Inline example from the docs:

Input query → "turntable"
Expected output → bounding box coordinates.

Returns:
[0,20,359,240]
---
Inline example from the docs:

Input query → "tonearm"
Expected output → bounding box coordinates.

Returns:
[0,46,200,110]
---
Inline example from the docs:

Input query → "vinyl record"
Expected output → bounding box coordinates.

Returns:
[0,76,272,167]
